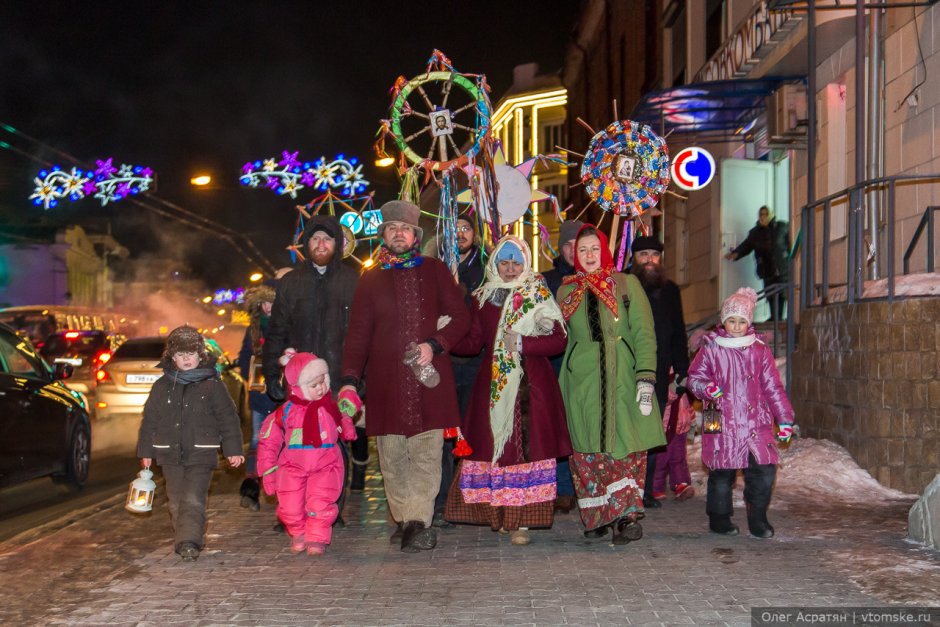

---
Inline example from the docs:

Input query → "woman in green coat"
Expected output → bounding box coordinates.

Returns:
[558,225,665,544]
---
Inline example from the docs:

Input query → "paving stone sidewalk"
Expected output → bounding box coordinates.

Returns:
[0,461,937,626]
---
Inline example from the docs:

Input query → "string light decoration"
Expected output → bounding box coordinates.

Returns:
[30,159,154,209]
[239,151,369,198]
[579,120,670,218]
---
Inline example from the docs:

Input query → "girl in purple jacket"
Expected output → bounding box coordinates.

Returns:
[687,288,795,538]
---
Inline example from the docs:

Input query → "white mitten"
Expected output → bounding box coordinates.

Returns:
[436,315,452,330]
[636,381,655,416]
[534,314,555,334]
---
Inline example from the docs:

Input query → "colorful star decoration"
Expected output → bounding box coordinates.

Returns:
[239,151,369,199]
[30,160,155,209]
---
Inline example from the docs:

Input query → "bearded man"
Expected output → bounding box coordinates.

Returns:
[630,236,690,508]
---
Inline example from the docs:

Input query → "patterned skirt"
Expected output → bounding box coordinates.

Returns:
[570,451,646,531]
[444,459,556,531]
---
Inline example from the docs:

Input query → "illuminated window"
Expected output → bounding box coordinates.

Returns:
[542,124,566,155]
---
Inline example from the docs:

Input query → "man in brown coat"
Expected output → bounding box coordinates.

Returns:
[340,200,471,553]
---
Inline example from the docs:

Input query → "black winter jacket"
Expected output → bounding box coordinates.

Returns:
[542,255,576,297]
[733,219,790,282]
[137,360,243,466]
[642,279,690,408]
[262,214,359,394]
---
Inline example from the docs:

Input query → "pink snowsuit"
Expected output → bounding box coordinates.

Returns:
[257,398,351,544]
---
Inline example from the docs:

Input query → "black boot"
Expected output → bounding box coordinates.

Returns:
[350,464,366,492]
[642,494,662,509]
[709,514,740,536]
[400,520,425,553]
[176,542,200,562]
[239,478,260,512]
[746,502,775,539]
[389,522,404,544]
[612,518,643,545]
[583,524,609,539]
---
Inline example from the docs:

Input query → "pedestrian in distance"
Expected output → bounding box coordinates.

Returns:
[137,325,244,562]
[445,235,571,546]
[339,200,471,553]
[630,235,692,507]
[724,205,790,319]
[237,282,278,512]
[257,351,357,556]
[687,287,796,538]
[557,225,665,545]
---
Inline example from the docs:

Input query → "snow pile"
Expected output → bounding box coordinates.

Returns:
[776,437,914,503]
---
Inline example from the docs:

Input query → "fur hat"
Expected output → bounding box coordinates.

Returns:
[163,325,208,361]
[721,287,758,324]
[377,200,423,242]
[244,285,276,313]
[558,220,584,246]
[630,235,664,255]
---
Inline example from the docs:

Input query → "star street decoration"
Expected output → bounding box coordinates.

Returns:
[30,158,155,209]
[239,151,369,199]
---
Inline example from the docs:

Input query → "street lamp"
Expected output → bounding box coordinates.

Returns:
[374,155,395,168]
[191,174,212,186]
[249,272,263,282]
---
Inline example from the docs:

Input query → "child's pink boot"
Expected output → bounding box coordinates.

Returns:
[306,542,326,556]
[290,534,306,553]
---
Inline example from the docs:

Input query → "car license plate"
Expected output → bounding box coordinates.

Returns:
[126,374,160,384]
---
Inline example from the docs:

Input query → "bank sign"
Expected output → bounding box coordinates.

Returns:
[671,147,716,191]
[694,1,795,82]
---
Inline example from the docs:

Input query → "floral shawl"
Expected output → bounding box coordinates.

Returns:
[472,235,566,463]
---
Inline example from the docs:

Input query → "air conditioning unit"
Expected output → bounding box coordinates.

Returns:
[767,83,808,139]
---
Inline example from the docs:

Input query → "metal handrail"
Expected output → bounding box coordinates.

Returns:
[800,173,940,309]
[902,206,940,275]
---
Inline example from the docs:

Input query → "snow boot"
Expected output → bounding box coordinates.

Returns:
[239,478,261,511]
[350,464,366,492]
[709,514,740,536]
[746,502,775,539]
[612,517,643,545]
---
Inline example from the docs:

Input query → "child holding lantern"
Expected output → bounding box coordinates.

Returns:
[687,288,795,539]
[257,350,357,556]
[137,326,244,562]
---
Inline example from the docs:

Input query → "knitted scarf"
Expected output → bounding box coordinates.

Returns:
[473,235,566,463]
[378,245,424,270]
[559,225,619,321]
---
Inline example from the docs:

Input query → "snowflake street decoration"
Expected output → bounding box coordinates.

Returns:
[239,151,369,198]
[30,158,154,209]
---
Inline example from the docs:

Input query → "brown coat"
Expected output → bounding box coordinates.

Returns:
[341,256,471,437]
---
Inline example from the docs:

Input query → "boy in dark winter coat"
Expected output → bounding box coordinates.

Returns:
[137,326,244,561]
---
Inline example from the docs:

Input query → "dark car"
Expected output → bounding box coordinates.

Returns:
[39,329,122,403]
[0,323,91,489]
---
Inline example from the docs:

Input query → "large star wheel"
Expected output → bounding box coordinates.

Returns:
[390,71,491,171]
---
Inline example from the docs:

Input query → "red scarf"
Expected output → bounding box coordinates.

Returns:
[559,225,619,320]
[287,393,343,448]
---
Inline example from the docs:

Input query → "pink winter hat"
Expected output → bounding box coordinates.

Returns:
[721,287,758,324]
[280,351,329,398]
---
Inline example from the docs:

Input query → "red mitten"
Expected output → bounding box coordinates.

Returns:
[339,416,358,442]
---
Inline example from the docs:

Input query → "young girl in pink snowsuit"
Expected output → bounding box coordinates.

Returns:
[257,351,356,555]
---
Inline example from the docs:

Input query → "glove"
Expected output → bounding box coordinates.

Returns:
[339,416,358,442]
[777,424,794,443]
[338,387,362,418]
[636,381,655,416]
[534,314,555,334]
[704,382,723,399]
[265,379,285,402]
[503,330,523,352]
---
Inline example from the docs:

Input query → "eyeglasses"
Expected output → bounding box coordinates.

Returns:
[456,226,473,233]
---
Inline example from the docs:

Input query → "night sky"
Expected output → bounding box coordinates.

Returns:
[0,2,580,287]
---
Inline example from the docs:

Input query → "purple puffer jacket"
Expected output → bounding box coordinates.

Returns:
[688,329,793,470]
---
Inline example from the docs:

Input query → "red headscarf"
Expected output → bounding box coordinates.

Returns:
[559,224,619,320]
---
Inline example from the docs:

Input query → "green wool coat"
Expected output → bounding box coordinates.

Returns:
[558,272,666,459]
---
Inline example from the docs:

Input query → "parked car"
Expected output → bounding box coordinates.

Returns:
[39,329,123,405]
[0,323,91,489]
[95,336,250,432]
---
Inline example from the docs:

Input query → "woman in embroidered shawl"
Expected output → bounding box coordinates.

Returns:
[557,225,665,544]
[444,235,571,545]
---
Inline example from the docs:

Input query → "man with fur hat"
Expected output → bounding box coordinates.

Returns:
[631,235,691,506]
[137,326,244,561]
[339,199,471,553]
